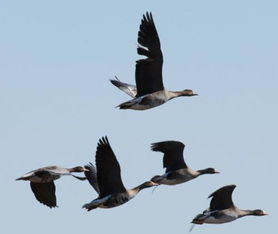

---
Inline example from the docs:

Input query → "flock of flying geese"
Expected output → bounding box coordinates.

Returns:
[16,12,267,229]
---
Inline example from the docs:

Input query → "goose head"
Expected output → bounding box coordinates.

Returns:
[198,168,220,175]
[137,181,158,191]
[240,209,268,217]
[251,209,268,216]
[180,89,198,96]
[69,166,89,173]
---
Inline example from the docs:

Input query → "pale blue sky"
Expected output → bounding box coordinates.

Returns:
[1,0,277,233]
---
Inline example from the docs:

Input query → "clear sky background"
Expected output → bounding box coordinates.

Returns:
[1,0,277,233]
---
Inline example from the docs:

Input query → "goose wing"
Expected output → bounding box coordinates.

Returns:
[84,163,100,194]
[110,78,137,98]
[209,184,236,211]
[30,182,57,208]
[151,140,187,172]
[135,12,164,97]
[95,137,126,198]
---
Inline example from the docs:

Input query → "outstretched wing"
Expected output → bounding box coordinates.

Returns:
[151,140,187,172]
[209,185,236,211]
[136,12,164,97]
[95,137,126,198]
[30,182,57,208]
[110,77,137,98]
[84,162,100,194]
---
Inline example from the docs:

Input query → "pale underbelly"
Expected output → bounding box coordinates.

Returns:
[130,100,166,110]
[204,215,237,224]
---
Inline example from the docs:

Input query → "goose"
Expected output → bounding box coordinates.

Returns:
[150,141,219,185]
[16,165,88,208]
[191,185,267,225]
[82,136,157,211]
[110,12,197,110]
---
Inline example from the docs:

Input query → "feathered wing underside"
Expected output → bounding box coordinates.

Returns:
[84,163,100,194]
[110,78,137,98]
[151,141,187,172]
[136,12,164,97]
[209,185,236,211]
[30,182,57,208]
[95,137,126,198]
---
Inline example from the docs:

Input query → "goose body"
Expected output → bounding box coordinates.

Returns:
[151,168,201,185]
[111,12,197,111]
[83,187,147,210]
[82,137,157,211]
[16,166,87,208]
[150,141,218,185]
[192,185,267,225]
[193,208,240,224]
[118,90,169,110]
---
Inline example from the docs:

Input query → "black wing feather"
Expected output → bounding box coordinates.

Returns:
[151,140,187,172]
[135,12,164,97]
[209,185,236,211]
[30,182,57,208]
[95,137,126,198]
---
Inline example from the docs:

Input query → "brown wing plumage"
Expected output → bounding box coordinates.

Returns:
[209,184,236,211]
[151,140,187,172]
[95,137,126,198]
[30,182,57,208]
[136,12,164,97]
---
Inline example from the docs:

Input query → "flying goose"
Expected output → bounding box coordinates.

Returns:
[82,137,157,211]
[191,185,267,225]
[16,166,88,208]
[110,12,197,110]
[150,141,219,185]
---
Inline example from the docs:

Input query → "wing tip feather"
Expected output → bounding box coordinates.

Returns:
[208,184,236,198]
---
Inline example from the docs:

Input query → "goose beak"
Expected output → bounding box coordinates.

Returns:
[193,93,198,96]
[262,211,268,215]
[214,171,220,174]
